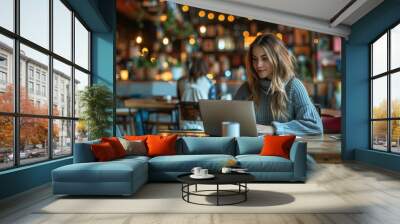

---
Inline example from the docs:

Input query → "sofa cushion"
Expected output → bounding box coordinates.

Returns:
[178,137,235,155]
[52,159,147,183]
[260,135,296,159]
[101,137,127,158]
[91,142,118,161]
[124,135,148,141]
[147,135,178,157]
[236,137,263,155]
[118,138,147,156]
[148,154,235,172]
[236,155,293,172]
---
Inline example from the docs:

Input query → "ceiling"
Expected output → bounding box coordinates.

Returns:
[170,0,384,38]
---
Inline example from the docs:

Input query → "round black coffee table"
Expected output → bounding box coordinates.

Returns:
[177,173,255,206]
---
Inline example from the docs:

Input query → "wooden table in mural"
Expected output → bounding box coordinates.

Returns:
[123,98,180,133]
[301,134,342,163]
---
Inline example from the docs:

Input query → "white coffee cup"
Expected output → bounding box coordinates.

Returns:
[199,169,208,176]
[191,167,202,176]
[222,121,240,137]
[221,167,232,174]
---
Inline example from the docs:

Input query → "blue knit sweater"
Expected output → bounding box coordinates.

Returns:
[234,78,323,136]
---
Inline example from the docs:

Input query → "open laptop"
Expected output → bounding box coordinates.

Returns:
[199,100,258,137]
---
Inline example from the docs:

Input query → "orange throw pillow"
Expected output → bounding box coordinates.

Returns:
[91,142,117,161]
[260,135,296,159]
[101,137,126,158]
[146,135,178,157]
[124,135,148,142]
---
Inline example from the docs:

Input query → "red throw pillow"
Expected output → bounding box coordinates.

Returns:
[91,142,117,161]
[260,135,296,159]
[101,137,126,158]
[124,135,148,142]
[146,135,178,157]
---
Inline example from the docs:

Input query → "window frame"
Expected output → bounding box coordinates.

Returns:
[0,0,92,171]
[370,20,400,154]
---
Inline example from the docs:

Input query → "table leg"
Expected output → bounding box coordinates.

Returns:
[217,184,219,206]
[245,183,247,201]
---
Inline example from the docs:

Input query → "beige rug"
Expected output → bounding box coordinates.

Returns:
[38,183,362,214]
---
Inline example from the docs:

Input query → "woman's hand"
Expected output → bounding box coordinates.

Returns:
[256,124,275,135]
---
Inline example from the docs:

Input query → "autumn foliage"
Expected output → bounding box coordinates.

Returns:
[0,85,59,150]
[372,99,400,141]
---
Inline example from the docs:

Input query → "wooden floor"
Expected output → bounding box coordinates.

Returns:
[1,161,400,224]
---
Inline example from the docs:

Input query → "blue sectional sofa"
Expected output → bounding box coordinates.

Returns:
[52,137,307,196]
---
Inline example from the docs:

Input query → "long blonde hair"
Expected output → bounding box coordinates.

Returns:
[246,33,296,120]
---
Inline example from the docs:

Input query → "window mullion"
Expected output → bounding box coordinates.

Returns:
[388,29,391,152]
[49,0,53,160]
[13,0,20,167]
[71,10,76,154]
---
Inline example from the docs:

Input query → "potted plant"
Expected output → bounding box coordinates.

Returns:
[79,84,113,140]
[132,56,146,80]
[144,58,158,80]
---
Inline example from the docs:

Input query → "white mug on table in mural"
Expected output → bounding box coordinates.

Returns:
[191,167,202,176]
[221,167,232,174]
[200,169,209,176]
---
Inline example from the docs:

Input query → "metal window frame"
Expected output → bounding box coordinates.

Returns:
[369,19,400,155]
[0,0,92,171]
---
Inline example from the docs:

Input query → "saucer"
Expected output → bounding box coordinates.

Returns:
[190,174,215,179]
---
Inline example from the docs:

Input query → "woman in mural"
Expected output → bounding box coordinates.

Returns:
[234,33,323,136]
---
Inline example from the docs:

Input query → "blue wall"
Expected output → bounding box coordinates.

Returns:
[0,0,116,200]
[343,0,400,171]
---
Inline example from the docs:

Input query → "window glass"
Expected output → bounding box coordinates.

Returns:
[372,77,387,119]
[53,119,72,158]
[0,116,13,170]
[372,33,387,76]
[53,59,72,116]
[0,35,14,113]
[391,24,400,70]
[0,0,14,31]
[75,120,88,143]
[20,0,49,49]
[53,0,72,60]
[20,117,49,165]
[391,120,400,153]
[391,72,400,118]
[20,44,49,115]
[372,121,388,151]
[74,18,89,70]
[74,69,89,118]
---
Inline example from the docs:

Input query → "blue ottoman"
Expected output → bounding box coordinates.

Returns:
[52,157,148,196]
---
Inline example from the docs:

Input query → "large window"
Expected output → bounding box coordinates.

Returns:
[0,0,91,171]
[370,23,400,153]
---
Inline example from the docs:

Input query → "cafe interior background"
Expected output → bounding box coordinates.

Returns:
[115,0,342,140]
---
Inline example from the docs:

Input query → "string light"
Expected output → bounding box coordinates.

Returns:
[189,37,196,45]
[182,5,189,12]
[120,70,129,81]
[207,12,215,20]
[199,25,207,34]
[162,62,169,69]
[162,37,169,45]
[227,15,235,22]
[136,36,142,44]
[141,47,149,54]
[218,14,225,22]
[276,33,283,40]
[160,14,167,22]
[198,10,206,17]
